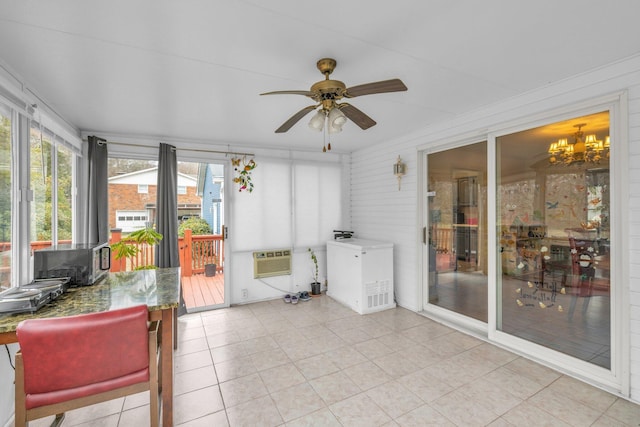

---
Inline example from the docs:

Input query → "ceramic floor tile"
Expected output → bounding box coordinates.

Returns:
[205,330,242,348]
[355,338,395,360]
[118,404,152,426]
[285,408,342,427]
[343,360,393,391]
[365,380,424,419]
[372,351,423,377]
[210,341,248,364]
[324,345,368,369]
[500,401,571,426]
[459,377,523,416]
[548,375,618,413]
[175,349,213,374]
[527,387,603,426]
[329,392,393,427]
[465,342,520,366]
[250,347,292,371]
[295,353,341,380]
[47,301,640,427]
[218,372,269,408]
[309,371,362,405]
[432,388,500,427]
[281,339,324,361]
[174,364,218,396]
[420,357,481,388]
[604,397,640,425]
[225,395,283,427]
[400,321,454,341]
[49,398,124,426]
[178,326,206,341]
[241,335,280,355]
[175,410,229,426]
[122,390,149,411]
[213,354,256,383]
[270,382,326,422]
[397,369,455,403]
[502,357,562,387]
[394,404,456,426]
[175,335,210,356]
[174,385,224,425]
[258,363,306,393]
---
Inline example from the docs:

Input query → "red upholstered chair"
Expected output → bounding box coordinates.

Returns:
[15,305,160,427]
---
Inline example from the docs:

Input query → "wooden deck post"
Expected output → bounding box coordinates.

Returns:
[182,229,193,277]
[109,228,123,272]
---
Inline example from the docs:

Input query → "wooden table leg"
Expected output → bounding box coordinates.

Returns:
[161,308,174,427]
[174,307,178,350]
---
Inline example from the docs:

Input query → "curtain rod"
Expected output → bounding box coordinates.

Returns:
[92,139,255,157]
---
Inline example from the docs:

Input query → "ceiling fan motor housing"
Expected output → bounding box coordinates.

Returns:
[262,57,407,133]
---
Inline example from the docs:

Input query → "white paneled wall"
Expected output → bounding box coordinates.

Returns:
[350,54,640,401]
[351,144,420,311]
[628,83,640,401]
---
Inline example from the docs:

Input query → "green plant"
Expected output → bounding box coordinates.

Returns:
[178,217,211,237]
[111,227,163,270]
[308,247,319,283]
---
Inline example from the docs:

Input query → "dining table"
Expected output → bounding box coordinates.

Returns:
[0,268,181,427]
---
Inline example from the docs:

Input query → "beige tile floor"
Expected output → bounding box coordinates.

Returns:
[28,295,640,426]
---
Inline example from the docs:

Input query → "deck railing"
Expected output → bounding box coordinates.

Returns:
[109,229,223,277]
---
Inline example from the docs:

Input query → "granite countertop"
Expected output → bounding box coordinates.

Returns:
[0,268,181,335]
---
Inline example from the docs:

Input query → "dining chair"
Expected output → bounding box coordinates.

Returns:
[15,305,160,427]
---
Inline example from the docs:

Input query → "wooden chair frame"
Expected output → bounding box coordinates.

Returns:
[15,320,160,427]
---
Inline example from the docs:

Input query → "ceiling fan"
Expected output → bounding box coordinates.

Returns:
[261,58,408,135]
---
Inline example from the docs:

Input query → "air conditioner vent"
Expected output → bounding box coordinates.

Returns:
[366,280,391,309]
[253,249,292,278]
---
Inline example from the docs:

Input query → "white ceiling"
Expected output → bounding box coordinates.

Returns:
[0,0,639,154]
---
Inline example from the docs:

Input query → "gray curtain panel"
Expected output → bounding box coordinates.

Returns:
[155,143,179,268]
[85,136,109,244]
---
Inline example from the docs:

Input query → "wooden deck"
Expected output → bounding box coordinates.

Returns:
[182,272,224,311]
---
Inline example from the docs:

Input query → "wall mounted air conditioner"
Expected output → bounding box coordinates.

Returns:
[253,249,292,278]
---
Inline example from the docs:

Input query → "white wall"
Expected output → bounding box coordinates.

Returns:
[350,54,640,401]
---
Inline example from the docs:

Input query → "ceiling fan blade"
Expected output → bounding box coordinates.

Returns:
[345,79,407,98]
[260,90,315,97]
[275,105,317,133]
[338,104,376,130]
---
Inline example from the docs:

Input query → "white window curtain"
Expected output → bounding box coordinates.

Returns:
[231,159,341,252]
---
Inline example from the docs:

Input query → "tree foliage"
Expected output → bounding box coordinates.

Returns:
[178,217,211,237]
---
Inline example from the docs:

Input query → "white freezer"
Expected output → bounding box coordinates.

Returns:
[326,239,395,315]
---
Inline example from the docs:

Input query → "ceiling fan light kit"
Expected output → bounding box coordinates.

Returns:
[261,58,407,150]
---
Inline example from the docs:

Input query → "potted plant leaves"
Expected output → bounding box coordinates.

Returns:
[308,248,321,295]
[111,227,163,270]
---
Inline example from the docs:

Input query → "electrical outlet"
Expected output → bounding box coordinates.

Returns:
[241,288,248,299]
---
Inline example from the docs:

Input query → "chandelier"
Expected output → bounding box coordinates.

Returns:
[548,123,610,165]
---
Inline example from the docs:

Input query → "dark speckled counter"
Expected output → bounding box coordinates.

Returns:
[0,267,180,426]
[0,268,180,335]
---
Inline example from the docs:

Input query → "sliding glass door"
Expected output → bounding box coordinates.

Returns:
[426,141,488,322]
[496,111,611,369]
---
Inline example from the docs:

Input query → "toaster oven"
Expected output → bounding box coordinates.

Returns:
[34,242,111,286]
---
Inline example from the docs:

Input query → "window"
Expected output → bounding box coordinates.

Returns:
[56,144,73,242]
[0,103,12,288]
[177,185,186,195]
[138,184,148,194]
[30,123,76,250]
[30,125,53,247]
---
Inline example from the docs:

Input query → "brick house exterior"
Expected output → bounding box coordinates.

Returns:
[108,168,200,232]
